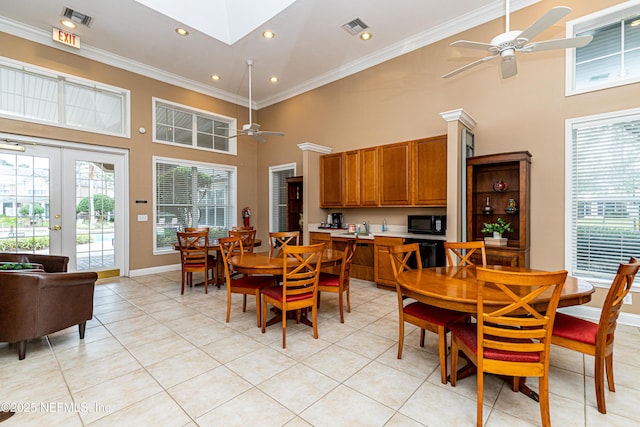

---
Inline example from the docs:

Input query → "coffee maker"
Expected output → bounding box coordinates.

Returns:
[331,212,343,229]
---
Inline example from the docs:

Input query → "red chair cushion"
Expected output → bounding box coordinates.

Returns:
[232,275,274,289]
[261,285,313,302]
[318,272,340,287]
[552,313,598,346]
[404,302,468,326]
[449,322,540,363]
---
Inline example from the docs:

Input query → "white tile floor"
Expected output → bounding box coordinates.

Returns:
[1,271,640,426]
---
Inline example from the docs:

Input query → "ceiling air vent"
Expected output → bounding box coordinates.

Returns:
[342,18,368,36]
[61,7,93,27]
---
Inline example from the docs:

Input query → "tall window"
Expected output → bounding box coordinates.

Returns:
[566,109,640,283]
[566,2,640,95]
[153,98,237,155]
[0,57,129,136]
[269,163,295,232]
[154,157,236,252]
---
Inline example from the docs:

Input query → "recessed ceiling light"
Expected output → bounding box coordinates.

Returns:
[269,76,279,83]
[210,74,221,81]
[175,28,189,36]
[360,32,372,41]
[60,19,77,29]
[262,30,275,39]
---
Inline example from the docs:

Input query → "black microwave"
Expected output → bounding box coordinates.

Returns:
[407,215,446,235]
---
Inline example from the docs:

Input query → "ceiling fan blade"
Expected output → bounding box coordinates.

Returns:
[523,35,593,52]
[451,40,498,52]
[257,131,285,137]
[517,6,572,43]
[213,134,234,139]
[442,54,499,79]
[500,57,518,79]
[255,135,267,143]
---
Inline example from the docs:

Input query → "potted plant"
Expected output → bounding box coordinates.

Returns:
[481,218,514,246]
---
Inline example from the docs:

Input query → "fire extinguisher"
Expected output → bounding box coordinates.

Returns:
[242,207,252,227]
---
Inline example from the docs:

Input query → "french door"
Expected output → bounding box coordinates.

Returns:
[0,140,127,274]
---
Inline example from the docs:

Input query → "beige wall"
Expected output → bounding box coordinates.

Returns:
[256,0,639,314]
[0,33,258,271]
[1,0,638,314]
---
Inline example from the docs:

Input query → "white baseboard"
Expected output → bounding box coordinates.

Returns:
[558,306,640,327]
[129,263,181,277]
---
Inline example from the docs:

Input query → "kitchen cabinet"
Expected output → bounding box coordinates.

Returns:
[286,176,303,241]
[466,151,531,267]
[309,231,331,246]
[343,150,360,206]
[413,135,447,206]
[379,141,412,205]
[374,236,404,289]
[360,146,379,206]
[320,153,344,207]
[332,236,374,281]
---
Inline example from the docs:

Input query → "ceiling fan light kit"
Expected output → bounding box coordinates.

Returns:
[214,59,285,143]
[442,1,593,79]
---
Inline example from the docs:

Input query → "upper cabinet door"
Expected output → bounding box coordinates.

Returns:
[343,150,360,206]
[320,153,344,207]
[413,135,447,206]
[379,141,412,205]
[360,146,379,206]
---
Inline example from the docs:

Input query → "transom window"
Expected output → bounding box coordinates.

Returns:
[566,2,640,95]
[0,57,129,136]
[152,98,237,155]
[153,157,236,253]
[566,108,640,285]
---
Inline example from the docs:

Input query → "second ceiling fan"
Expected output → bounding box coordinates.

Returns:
[220,59,285,143]
[442,1,593,79]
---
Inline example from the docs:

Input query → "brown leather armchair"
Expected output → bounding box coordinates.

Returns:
[0,270,97,359]
[0,253,69,272]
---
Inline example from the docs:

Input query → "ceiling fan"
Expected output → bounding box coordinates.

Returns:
[442,1,593,79]
[217,59,285,143]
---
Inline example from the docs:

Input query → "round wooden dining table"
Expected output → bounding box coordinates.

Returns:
[396,264,595,314]
[230,248,343,275]
[396,264,595,401]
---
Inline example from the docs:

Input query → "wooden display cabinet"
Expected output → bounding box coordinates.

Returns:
[466,151,531,267]
[286,176,303,242]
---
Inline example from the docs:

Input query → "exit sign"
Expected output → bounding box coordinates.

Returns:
[52,28,80,49]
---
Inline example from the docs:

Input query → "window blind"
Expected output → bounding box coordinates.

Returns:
[569,113,640,280]
[271,168,294,232]
[155,158,236,251]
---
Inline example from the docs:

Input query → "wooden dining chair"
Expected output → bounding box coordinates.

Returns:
[551,257,639,414]
[389,243,468,384]
[269,231,300,257]
[232,226,254,231]
[317,236,357,323]
[184,227,210,233]
[261,243,326,348]
[218,236,275,327]
[229,229,257,253]
[176,231,215,294]
[449,267,568,427]
[444,241,487,267]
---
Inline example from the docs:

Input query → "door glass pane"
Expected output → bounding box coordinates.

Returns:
[75,161,115,270]
[0,153,50,254]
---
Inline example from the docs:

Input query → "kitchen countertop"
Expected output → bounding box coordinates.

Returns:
[310,227,446,241]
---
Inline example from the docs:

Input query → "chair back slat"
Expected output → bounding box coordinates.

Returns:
[282,243,325,302]
[269,231,300,257]
[444,241,487,267]
[388,243,421,279]
[339,237,358,287]
[476,267,568,373]
[229,229,256,253]
[597,257,640,346]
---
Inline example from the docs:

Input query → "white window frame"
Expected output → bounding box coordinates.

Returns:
[0,56,130,137]
[269,163,296,233]
[153,156,237,254]
[565,0,640,96]
[564,107,640,291]
[152,97,237,155]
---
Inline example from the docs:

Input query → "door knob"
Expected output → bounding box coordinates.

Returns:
[49,225,61,231]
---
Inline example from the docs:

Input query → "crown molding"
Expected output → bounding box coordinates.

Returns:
[297,143,332,154]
